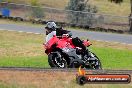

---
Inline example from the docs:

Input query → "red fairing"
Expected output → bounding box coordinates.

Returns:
[45,36,59,49]
[44,36,59,54]
[44,36,75,54]
[57,37,75,49]
[44,36,90,54]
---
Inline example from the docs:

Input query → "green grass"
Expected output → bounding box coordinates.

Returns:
[91,46,132,69]
[0,83,8,88]
[0,56,49,68]
[0,30,50,68]
[0,30,132,69]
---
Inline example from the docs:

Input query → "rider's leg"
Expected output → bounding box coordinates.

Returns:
[72,37,90,57]
[72,37,86,50]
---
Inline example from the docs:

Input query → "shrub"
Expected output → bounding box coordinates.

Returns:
[66,0,98,27]
[30,0,44,19]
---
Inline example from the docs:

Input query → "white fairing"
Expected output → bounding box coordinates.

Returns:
[45,31,56,43]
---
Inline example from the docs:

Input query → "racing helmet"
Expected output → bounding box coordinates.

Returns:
[45,21,57,31]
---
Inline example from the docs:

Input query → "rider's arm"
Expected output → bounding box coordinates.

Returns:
[45,31,56,43]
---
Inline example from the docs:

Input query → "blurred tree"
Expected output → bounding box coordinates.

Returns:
[5,0,11,3]
[30,0,44,19]
[66,0,97,27]
[31,0,38,6]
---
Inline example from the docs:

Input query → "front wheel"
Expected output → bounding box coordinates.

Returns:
[85,52,102,69]
[48,52,68,68]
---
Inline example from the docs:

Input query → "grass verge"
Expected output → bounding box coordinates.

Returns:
[0,30,132,69]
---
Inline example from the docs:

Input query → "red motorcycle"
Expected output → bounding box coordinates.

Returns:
[44,35,102,69]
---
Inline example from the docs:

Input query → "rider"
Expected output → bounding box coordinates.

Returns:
[45,21,57,43]
[45,21,71,42]
[45,21,86,51]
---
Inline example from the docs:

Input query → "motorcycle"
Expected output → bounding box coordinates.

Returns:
[44,35,102,69]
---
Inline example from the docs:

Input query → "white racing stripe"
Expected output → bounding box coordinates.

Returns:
[18,31,24,33]
[34,33,41,35]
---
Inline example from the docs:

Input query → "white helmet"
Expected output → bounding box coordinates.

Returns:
[45,21,57,31]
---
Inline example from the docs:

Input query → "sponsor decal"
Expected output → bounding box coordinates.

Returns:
[76,66,131,85]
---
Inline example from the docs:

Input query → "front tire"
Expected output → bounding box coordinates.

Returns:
[48,52,68,68]
[85,52,102,69]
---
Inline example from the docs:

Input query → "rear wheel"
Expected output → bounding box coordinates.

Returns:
[48,52,68,68]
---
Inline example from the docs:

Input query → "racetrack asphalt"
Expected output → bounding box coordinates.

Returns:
[0,24,132,44]
[0,67,132,73]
